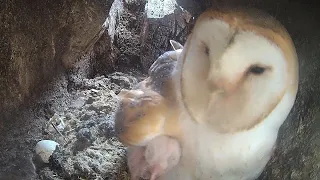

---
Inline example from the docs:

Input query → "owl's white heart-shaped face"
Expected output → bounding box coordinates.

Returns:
[176,8,299,133]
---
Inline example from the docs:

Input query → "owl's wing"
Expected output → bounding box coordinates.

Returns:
[148,51,177,81]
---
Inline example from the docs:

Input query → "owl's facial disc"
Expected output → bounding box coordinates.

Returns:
[179,16,292,133]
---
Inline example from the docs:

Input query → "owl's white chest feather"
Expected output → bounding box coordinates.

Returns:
[178,118,276,180]
[160,92,295,180]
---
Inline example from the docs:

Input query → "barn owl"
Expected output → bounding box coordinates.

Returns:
[159,7,299,180]
[114,40,184,179]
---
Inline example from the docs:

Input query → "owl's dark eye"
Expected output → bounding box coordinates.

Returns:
[249,66,266,75]
[205,46,209,55]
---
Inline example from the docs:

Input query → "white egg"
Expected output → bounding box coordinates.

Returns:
[35,140,59,163]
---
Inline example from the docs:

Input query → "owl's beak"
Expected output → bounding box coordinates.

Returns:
[208,73,240,95]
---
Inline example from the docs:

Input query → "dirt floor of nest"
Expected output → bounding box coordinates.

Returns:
[0,69,146,180]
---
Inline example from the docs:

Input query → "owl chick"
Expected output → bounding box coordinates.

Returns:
[114,39,183,146]
[114,40,184,179]
[157,7,299,180]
